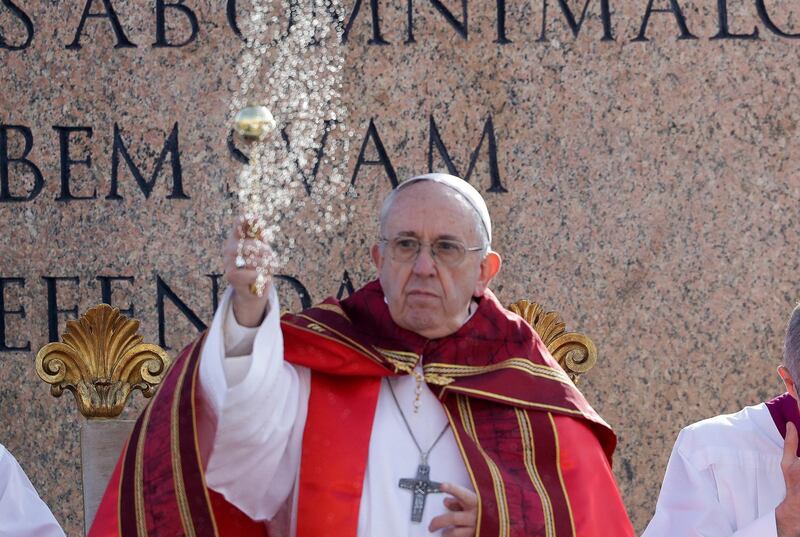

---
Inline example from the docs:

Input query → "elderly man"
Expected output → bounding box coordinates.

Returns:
[644,304,800,537]
[90,174,633,537]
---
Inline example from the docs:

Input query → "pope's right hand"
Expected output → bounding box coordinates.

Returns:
[223,218,272,328]
[777,422,800,537]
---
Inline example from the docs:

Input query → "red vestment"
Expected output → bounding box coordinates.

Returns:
[90,280,634,537]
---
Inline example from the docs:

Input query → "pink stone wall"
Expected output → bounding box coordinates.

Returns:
[2,1,800,534]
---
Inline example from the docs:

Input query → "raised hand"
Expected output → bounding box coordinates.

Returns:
[222,218,273,327]
[777,422,800,537]
[428,482,478,537]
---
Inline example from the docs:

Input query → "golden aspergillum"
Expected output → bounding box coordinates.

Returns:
[234,105,277,141]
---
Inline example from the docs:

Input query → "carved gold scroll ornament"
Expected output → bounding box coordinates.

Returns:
[507,300,597,383]
[35,305,171,418]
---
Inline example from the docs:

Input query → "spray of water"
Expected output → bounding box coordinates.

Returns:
[230,0,352,294]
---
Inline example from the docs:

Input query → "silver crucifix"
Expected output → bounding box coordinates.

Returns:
[398,463,443,522]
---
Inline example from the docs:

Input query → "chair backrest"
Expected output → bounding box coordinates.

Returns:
[507,299,598,383]
[35,304,171,534]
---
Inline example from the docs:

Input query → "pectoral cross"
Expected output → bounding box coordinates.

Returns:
[398,463,443,522]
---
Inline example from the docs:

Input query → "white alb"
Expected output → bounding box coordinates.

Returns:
[643,401,785,537]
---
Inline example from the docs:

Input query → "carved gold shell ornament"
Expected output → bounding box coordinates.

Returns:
[507,300,598,383]
[35,305,171,418]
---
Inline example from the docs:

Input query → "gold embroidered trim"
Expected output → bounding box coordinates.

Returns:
[134,374,159,536]
[306,323,326,333]
[459,396,510,537]
[424,372,456,386]
[190,343,221,537]
[170,347,199,537]
[515,409,555,537]
[548,413,576,536]
[442,386,586,417]
[444,402,483,537]
[313,303,351,320]
[423,358,573,386]
[374,347,418,364]
[290,315,384,365]
[373,348,455,385]
[375,347,419,374]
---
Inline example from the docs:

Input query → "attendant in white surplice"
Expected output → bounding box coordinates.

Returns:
[644,303,800,537]
[0,443,64,537]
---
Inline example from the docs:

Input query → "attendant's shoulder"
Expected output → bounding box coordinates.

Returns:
[672,402,781,465]
[683,402,766,432]
[678,403,770,444]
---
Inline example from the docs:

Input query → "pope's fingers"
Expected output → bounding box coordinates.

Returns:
[429,512,476,531]
[235,216,265,241]
[226,268,272,295]
[229,274,273,305]
[228,216,247,241]
[444,497,464,511]
[225,268,260,286]
[224,239,272,268]
[441,527,476,537]
[428,509,476,533]
[224,235,269,254]
[440,483,478,508]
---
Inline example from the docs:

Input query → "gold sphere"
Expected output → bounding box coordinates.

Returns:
[234,105,276,141]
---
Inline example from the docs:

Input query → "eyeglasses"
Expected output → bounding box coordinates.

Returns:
[379,236,485,267]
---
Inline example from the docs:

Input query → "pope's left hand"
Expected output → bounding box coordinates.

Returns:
[428,482,478,536]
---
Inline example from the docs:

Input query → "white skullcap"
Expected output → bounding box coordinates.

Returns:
[397,173,492,245]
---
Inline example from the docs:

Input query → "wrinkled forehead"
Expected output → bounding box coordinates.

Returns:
[382,181,481,239]
[392,174,492,243]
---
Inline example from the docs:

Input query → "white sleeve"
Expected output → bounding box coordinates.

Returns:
[642,430,778,537]
[733,511,778,537]
[220,297,261,385]
[0,445,65,537]
[199,285,311,521]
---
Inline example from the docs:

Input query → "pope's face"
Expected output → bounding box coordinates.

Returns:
[371,182,500,339]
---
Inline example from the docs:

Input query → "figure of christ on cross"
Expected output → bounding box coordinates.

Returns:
[399,463,443,522]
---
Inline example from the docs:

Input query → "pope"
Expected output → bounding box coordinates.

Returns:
[90,173,634,537]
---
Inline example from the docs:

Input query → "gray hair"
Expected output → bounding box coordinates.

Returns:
[784,303,800,381]
[378,180,490,255]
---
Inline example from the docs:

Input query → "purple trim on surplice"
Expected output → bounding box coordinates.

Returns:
[766,392,800,456]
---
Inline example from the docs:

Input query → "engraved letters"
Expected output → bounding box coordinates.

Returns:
[0,123,188,203]
[1,0,800,49]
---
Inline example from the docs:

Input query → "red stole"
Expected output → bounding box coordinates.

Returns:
[89,280,633,536]
[88,337,268,537]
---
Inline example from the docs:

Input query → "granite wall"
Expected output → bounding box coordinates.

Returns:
[2,0,800,534]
